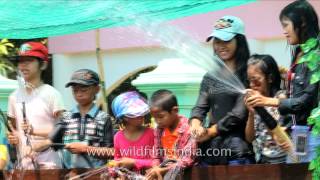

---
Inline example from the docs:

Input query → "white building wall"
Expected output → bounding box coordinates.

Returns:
[248,39,291,67]
[53,39,291,109]
[53,48,176,109]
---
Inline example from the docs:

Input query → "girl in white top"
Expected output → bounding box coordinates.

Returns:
[7,42,64,169]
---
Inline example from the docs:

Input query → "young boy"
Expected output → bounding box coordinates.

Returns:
[7,42,65,169]
[146,89,196,180]
[36,69,114,168]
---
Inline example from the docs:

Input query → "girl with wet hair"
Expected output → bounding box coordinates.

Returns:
[245,54,289,164]
[246,0,320,162]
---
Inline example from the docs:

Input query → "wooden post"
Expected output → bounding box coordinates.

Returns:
[95,29,108,112]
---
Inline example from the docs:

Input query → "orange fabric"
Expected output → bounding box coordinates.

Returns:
[161,128,178,159]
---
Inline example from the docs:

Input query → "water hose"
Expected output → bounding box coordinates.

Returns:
[254,107,297,162]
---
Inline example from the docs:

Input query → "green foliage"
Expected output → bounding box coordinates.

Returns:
[0,39,15,78]
[308,147,320,180]
[302,38,320,179]
[298,38,320,84]
[308,106,320,136]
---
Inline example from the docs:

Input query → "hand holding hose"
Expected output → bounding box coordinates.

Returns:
[21,121,33,135]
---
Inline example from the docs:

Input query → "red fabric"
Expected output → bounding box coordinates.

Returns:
[287,53,299,91]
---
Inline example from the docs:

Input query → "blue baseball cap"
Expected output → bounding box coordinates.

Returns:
[206,15,245,42]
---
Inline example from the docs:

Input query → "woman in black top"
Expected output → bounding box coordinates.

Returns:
[190,15,253,165]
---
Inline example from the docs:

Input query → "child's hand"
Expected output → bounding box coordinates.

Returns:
[146,166,163,180]
[245,89,278,107]
[194,130,210,143]
[7,132,19,145]
[245,89,262,108]
[244,92,255,113]
[65,142,88,154]
[278,141,291,152]
[190,120,206,138]
[272,130,291,152]
[113,158,136,169]
[275,90,287,100]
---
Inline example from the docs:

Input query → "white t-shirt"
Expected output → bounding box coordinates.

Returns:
[7,84,64,169]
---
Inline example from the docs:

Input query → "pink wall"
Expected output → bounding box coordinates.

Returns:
[49,0,320,54]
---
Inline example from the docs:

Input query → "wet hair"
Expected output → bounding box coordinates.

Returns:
[234,34,250,87]
[150,89,178,112]
[248,54,281,96]
[279,0,319,43]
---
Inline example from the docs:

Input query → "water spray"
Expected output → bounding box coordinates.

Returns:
[15,71,40,174]
[108,1,297,163]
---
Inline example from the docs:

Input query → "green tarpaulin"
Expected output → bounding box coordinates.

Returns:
[0,0,256,39]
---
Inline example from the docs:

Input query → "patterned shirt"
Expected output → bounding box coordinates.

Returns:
[153,115,196,168]
[56,104,113,168]
[253,107,286,163]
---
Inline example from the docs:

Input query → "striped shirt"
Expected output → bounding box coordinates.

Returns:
[58,104,113,168]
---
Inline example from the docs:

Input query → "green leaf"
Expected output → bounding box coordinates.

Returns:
[310,107,320,117]
[298,56,309,64]
[311,71,320,84]
[0,46,7,55]
[304,52,319,71]
[315,147,320,156]
[313,130,320,136]
[301,38,318,53]
[308,117,315,126]
[312,126,320,136]
[309,160,316,170]
[0,39,8,44]
[309,106,320,136]
[4,42,14,48]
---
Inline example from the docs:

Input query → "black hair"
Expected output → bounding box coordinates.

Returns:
[234,34,250,87]
[248,54,281,97]
[150,89,178,112]
[37,57,52,85]
[280,0,319,44]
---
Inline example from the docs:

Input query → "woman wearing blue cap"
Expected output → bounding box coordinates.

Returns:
[190,16,253,165]
[110,91,154,173]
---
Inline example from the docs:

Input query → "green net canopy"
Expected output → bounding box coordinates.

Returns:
[0,0,255,39]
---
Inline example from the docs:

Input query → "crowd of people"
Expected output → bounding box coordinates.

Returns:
[0,0,319,179]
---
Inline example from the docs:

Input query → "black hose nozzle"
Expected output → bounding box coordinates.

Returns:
[254,107,278,130]
[48,122,65,144]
